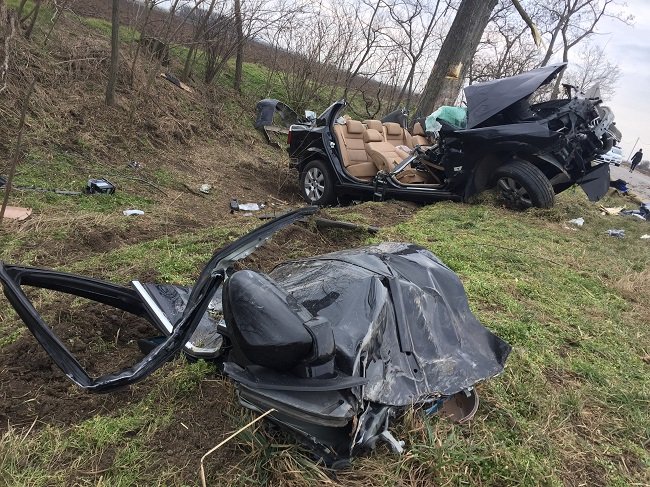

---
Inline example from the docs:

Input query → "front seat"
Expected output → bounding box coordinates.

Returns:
[222,270,335,374]
[364,129,429,184]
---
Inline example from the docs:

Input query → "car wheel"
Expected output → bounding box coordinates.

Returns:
[300,160,336,206]
[494,160,555,209]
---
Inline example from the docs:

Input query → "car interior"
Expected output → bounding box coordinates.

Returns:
[333,118,437,184]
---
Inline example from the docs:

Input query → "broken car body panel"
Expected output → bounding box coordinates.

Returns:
[0,210,510,461]
[464,63,567,128]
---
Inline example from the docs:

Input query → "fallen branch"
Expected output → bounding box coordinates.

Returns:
[0,80,35,226]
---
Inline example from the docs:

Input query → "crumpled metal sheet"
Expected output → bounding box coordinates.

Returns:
[269,243,511,407]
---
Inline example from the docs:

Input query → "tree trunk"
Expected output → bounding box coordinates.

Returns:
[233,0,243,92]
[415,0,497,117]
[105,0,119,105]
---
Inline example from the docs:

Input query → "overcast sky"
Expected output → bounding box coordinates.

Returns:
[591,1,650,158]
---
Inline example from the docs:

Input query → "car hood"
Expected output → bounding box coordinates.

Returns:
[464,63,567,128]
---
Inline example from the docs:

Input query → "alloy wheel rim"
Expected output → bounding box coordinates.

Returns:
[304,167,325,202]
[497,177,532,207]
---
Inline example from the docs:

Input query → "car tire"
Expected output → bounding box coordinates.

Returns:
[300,160,336,206]
[494,160,555,209]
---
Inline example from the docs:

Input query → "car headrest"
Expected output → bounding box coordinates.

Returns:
[363,119,383,132]
[384,122,403,136]
[413,122,425,136]
[363,128,384,143]
[346,119,364,134]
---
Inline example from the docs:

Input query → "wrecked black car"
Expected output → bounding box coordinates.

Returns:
[287,63,620,209]
[0,208,510,464]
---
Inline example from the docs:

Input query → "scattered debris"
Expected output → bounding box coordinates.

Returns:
[123,209,144,216]
[160,72,193,93]
[619,203,650,221]
[641,235,650,239]
[609,178,629,194]
[86,178,116,195]
[1,206,32,221]
[230,198,266,213]
[568,217,585,227]
[606,229,625,238]
[599,205,625,215]
[199,184,212,194]
[127,160,143,170]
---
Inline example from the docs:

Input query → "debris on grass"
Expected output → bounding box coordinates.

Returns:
[230,198,266,213]
[160,72,193,93]
[85,178,116,195]
[568,217,585,227]
[606,229,625,238]
[2,206,32,221]
[199,184,212,194]
[123,209,144,216]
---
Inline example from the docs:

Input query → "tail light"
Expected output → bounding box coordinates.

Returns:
[287,129,293,145]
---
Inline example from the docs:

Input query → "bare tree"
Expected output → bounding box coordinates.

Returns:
[383,0,451,110]
[564,42,620,100]
[537,0,631,97]
[470,0,541,83]
[105,0,120,105]
[233,0,243,92]
[182,0,214,81]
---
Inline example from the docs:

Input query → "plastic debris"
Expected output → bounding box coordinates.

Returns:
[199,184,212,194]
[86,178,116,195]
[568,217,585,227]
[123,209,144,216]
[606,229,625,238]
[641,235,650,239]
[230,198,266,213]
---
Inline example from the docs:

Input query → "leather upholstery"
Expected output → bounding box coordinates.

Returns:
[363,119,383,133]
[364,129,428,183]
[411,122,431,147]
[383,122,414,148]
[333,120,378,180]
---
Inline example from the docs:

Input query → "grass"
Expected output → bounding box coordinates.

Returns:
[1,191,648,486]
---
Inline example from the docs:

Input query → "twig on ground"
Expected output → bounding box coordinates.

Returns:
[199,408,276,487]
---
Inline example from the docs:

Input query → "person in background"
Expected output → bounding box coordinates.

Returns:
[630,148,643,172]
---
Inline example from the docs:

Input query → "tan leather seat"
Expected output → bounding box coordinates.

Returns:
[363,129,428,184]
[333,120,377,180]
[383,122,413,148]
[363,119,383,134]
[411,122,431,147]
